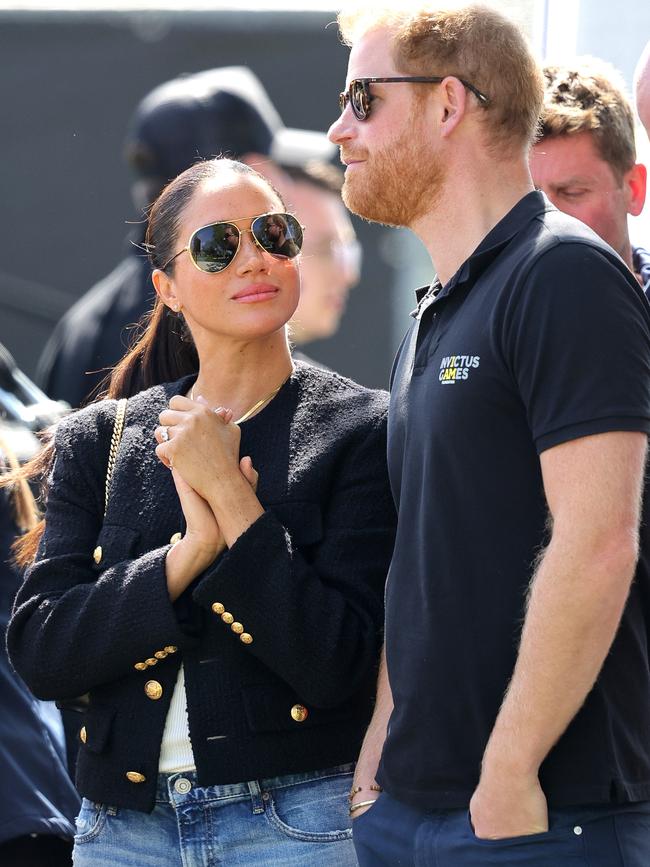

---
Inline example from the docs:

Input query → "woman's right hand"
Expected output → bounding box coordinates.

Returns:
[165,443,259,601]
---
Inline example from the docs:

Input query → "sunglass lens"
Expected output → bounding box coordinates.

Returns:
[191,223,240,272]
[252,214,303,258]
[351,81,369,120]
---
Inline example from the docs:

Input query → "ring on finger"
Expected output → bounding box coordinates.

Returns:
[160,425,170,442]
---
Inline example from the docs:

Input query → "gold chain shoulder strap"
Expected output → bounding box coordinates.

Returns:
[104,397,127,516]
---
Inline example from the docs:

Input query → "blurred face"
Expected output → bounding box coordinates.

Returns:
[153,174,300,347]
[328,27,444,227]
[289,181,361,343]
[530,132,642,264]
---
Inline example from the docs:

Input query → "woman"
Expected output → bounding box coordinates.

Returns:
[7,158,395,865]
[0,434,79,866]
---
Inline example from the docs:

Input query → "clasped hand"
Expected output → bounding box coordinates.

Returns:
[154,395,258,559]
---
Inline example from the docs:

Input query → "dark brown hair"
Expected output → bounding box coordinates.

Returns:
[4,157,284,565]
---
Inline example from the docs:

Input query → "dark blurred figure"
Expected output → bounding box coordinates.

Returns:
[37,67,333,408]
[530,58,649,294]
[0,433,79,867]
[284,162,361,363]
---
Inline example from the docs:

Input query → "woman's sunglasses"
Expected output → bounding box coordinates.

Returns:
[161,212,304,274]
[339,77,490,121]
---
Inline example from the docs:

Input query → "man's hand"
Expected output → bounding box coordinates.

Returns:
[469,767,548,840]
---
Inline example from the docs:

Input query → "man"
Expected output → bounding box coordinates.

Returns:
[37,67,333,407]
[285,162,362,361]
[530,59,649,294]
[329,4,650,865]
[635,41,650,137]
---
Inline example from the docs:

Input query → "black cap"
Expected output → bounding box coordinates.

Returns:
[125,66,334,183]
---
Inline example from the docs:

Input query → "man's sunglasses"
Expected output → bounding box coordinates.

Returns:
[161,212,304,274]
[339,76,490,121]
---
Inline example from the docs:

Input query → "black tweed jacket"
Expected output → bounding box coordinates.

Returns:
[8,362,396,812]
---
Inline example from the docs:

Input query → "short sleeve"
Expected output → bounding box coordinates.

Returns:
[502,242,650,453]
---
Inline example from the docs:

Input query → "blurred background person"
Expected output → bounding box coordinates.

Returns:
[282,162,361,366]
[36,66,334,409]
[635,41,650,139]
[530,58,649,294]
[0,434,79,867]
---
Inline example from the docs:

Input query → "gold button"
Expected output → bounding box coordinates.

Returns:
[221,612,234,625]
[79,726,87,744]
[211,602,225,615]
[164,646,178,654]
[134,662,148,671]
[144,680,163,700]
[145,658,157,667]
[170,532,182,545]
[93,546,102,564]
[231,622,244,634]
[154,650,168,659]
[290,704,309,723]
[126,771,146,784]
[240,633,253,645]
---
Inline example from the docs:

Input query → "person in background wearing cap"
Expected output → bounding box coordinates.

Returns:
[36,67,334,409]
[284,162,362,367]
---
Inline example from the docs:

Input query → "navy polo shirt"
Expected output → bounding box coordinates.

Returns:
[379,191,650,811]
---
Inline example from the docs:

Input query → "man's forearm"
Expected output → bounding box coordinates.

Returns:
[483,532,637,777]
[351,646,393,807]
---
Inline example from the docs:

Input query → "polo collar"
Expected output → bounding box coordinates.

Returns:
[412,190,550,317]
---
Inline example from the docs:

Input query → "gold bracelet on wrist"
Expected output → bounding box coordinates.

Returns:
[348,783,382,803]
[349,799,378,815]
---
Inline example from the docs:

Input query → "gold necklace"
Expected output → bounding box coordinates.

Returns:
[190,375,289,424]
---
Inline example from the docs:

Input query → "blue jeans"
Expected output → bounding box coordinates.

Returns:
[72,764,356,866]
[353,791,650,866]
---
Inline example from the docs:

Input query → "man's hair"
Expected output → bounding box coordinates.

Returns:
[337,3,544,151]
[540,58,636,178]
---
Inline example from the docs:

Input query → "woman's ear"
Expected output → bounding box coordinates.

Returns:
[152,268,182,312]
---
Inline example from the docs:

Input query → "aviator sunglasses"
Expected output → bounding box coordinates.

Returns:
[161,212,304,273]
[339,77,490,121]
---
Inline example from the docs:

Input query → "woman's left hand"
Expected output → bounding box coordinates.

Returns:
[155,396,242,499]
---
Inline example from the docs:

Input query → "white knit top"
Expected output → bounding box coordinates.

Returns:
[158,665,196,773]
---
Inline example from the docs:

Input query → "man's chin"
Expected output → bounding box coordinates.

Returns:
[342,179,404,228]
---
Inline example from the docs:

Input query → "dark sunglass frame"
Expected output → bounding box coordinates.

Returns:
[339,76,490,121]
[161,212,304,273]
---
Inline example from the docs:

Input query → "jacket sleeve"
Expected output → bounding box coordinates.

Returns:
[192,408,396,708]
[7,405,191,701]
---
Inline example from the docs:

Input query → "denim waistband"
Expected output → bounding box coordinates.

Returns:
[155,763,355,809]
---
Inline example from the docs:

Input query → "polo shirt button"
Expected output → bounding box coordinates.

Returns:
[144,680,163,700]
[126,771,146,784]
[174,778,192,794]
[290,704,309,722]
[573,826,582,836]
